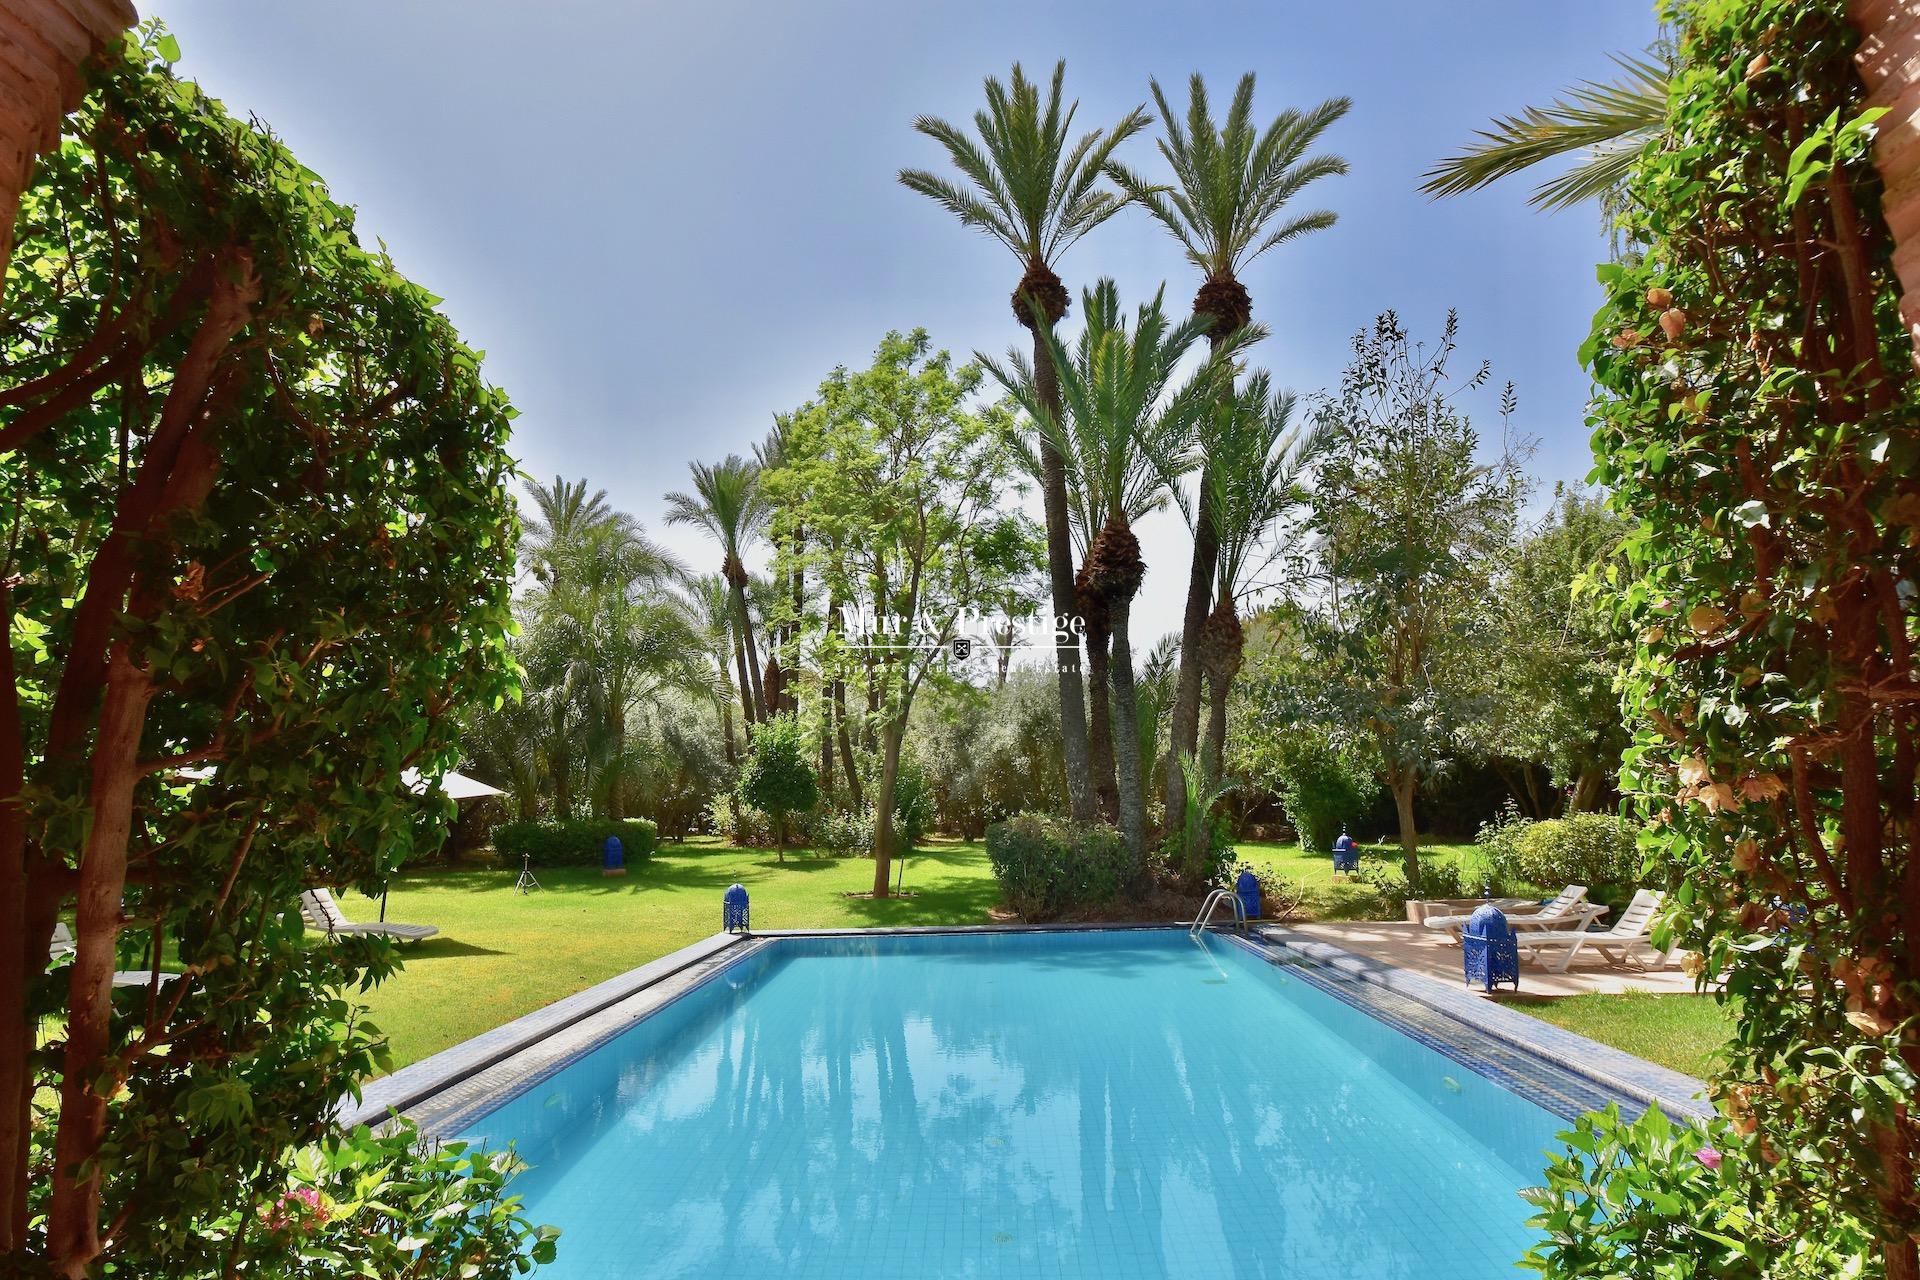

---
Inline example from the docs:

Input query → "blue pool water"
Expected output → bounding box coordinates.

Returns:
[457,929,1567,1278]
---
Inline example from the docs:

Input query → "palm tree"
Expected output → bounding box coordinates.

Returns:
[687,573,744,770]
[1419,54,1667,210]
[666,455,771,726]
[1108,72,1349,838]
[901,60,1148,825]
[522,475,617,583]
[985,280,1223,862]
[542,521,701,819]
[1194,372,1322,783]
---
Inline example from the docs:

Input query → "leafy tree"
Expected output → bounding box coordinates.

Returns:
[1293,311,1522,880]
[665,455,771,727]
[1519,2,1920,1275]
[736,712,818,857]
[1108,71,1350,839]
[900,60,1148,826]
[775,331,1019,895]
[1464,485,1629,816]
[1,29,547,1276]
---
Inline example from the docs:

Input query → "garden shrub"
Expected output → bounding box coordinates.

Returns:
[1351,857,1472,912]
[889,755,935,851]
[492,818,658,867]
[806,806,872,857]
[1477,804,1640,893]
[736,712,820,850]
[986,815,1133,920]
[1261,733,1375,854]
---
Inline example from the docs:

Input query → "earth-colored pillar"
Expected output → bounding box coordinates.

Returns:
[1853,0,1920,363]
[0,0,137,273]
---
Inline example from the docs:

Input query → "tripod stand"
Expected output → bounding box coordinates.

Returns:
[515,851,541,894]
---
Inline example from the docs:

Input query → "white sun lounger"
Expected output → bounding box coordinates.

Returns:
[1422,885,1608,942]
[1519,889,1670,973]
[299,888,438,943]
[48,923,180,987]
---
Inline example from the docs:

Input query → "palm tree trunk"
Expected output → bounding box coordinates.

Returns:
[836,684,862,809]
[733,585,767,721]
[1082,597,1120,823]
[1202,669,1230,785]
[1165,473,1217,836]
[1031,319,1095,823]
[1109,605,1147,865]
[732,616,757,731]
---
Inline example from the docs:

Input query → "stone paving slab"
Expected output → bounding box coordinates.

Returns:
[1284,919,1697,996]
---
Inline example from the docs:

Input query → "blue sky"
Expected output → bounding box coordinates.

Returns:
[158,0,1659,637]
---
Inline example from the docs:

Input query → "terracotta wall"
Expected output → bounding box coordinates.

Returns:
[0,0,135,269]
[1854,0,1920,362]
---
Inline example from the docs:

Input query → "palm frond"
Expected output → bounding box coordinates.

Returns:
[1419,53,1669,210]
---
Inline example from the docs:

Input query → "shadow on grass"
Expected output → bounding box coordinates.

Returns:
[396,938,509,960]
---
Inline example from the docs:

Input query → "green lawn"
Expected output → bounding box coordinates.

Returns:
[1506,991,1734,1079]
[349,837,1000,1069]
[348,834,1728,1083]
[1235,839,1512,919]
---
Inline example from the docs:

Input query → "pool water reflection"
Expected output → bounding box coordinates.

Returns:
[457,929,1564,1279]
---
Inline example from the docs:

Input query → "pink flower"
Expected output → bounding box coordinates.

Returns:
[1694,1146,1723,1171]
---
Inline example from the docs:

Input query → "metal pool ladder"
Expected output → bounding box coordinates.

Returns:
[1190,887,1249,937]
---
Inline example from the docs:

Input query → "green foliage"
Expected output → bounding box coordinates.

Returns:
[1243,728,1375,854]
[1350,857,1471,911]
[199,1122,560,1279]
[1477,805,1639,894]
[805,806,873,857]
[985,815,1133,921]
[1227,861,1308,923]
[1556,0,1920,1269]
[492,818,658,868]
[1465,486,1632,812]
[1520,1105,1872,1279]
[1281,311,1523,874]
[3,25,540,1272]
[1161,752,1237,888]
[913,671,1067,838]
[887,755,935,851]
[736,712,819,844]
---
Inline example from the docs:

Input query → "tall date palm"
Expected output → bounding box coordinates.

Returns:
[987,280,1224,862]
[1194,373,1321,784]
[901,60,1148,824]
[1109,72,1349,836]
[666,455,771,727]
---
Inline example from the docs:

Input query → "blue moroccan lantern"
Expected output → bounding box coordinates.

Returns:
[1330,831,1359,873]
[1462,904,1520,992]
[1234,868,1261,921]
[722,883,750,934]
[602,835,625,874]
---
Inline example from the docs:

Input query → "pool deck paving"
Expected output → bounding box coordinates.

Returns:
[1280,919,1699,997]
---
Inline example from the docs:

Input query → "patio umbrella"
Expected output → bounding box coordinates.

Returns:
[384,769,506,919]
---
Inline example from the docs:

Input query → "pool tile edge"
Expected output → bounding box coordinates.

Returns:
[1252,925,1712,1121]
[339,931,754,1131]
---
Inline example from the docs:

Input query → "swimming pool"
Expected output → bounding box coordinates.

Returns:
[456,929,1569,1278]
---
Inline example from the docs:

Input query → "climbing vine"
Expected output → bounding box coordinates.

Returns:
[1525,1,1920,1276]
[1,26,549,1276]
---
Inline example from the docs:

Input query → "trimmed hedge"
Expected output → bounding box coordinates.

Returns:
[986,814,1132,921]
[492,818,658,867]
